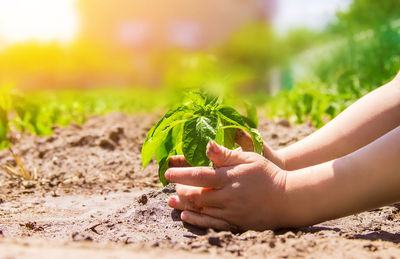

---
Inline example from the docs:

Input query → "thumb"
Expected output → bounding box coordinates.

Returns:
[206,141,256,167]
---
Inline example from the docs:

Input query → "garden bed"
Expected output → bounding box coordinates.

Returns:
[0,113,399,258]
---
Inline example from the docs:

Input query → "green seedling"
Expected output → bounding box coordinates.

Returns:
[141,92,263,186]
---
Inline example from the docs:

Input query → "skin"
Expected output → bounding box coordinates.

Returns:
[166,72,400,231]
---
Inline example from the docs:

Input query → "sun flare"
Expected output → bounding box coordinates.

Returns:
[0,0,78,44]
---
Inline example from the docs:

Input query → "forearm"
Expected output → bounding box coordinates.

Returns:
[277,75,400,170]
[282,126,400,228]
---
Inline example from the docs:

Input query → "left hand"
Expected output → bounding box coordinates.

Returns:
[166,141,289,231]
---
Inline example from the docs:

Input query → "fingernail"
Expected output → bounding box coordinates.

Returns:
[165,170,171,180]
[168,197,176,207]
[181,211,188,221]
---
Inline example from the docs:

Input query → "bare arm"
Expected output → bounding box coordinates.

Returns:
[276,73,400,170]
[284,125,400,227]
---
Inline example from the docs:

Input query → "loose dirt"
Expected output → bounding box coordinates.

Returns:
[0,112,399,258]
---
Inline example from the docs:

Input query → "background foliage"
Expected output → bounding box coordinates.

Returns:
[0,0,399,148]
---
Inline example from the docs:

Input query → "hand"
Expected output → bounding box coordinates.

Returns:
[166,141,289,231]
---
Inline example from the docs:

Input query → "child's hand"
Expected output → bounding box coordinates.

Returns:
[166,141,289,231]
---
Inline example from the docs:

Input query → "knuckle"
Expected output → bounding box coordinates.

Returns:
[225,167,237,180]
[175,184,184,194]
[222,149,233,164]
[191,168,202,178]
[186,191,198,201]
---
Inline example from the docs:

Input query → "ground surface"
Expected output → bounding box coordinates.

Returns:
[0,112,399,258]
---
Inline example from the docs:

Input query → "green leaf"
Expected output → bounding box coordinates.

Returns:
[249,128,264,155]
[141,119,186,168]
[187,91,220,108]
[216,117,236,150]
[155,129,173,164]
[216,106,246,127]
[215,127,224,146]
[224,128,237,150]
[155,123,183,163]
[244,102,258,128]
[144,106,188,145]
[182,115,218,166]
[158,156,170,186]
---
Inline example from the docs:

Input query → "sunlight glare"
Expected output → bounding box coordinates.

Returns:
[0,0,78,44]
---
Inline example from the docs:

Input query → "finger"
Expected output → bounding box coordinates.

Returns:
[169,185,226,210]
[165,166,232,188]
[169,155,190,167]
[206,141,256,167]
[235,129,254,152]
[181,210,237,231]
[169,195,221,212]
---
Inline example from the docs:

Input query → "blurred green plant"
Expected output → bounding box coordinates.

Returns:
[315,27,400,97]
[0,83,14,148]
[266,0,400,128]
[329,0,400,33]
[0,86,173,149]
[266,81,354,128]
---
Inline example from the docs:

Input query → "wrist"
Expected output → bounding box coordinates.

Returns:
[280,166,331,228]
[264,144,286,170]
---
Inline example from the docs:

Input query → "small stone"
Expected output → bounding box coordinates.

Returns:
[137,194,148,205]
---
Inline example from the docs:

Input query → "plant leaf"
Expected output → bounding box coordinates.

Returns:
[244,102,258,128]
[216,118,236,150]
[158,156,170,186]
[216,106,246,127]
[224,128,237,150]
[249,128,264,155]
[155,123,183,163]
[141,119,186,168]
[182,115,218,166]
[144,106,188,145]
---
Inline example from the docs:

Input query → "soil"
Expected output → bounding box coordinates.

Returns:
[0,112,399,258]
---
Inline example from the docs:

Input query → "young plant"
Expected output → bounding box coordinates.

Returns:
[141,92,263,186]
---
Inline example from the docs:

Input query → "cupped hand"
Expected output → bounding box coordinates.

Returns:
[166,141,289,231]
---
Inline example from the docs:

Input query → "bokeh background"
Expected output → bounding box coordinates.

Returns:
[0,0,400,147]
